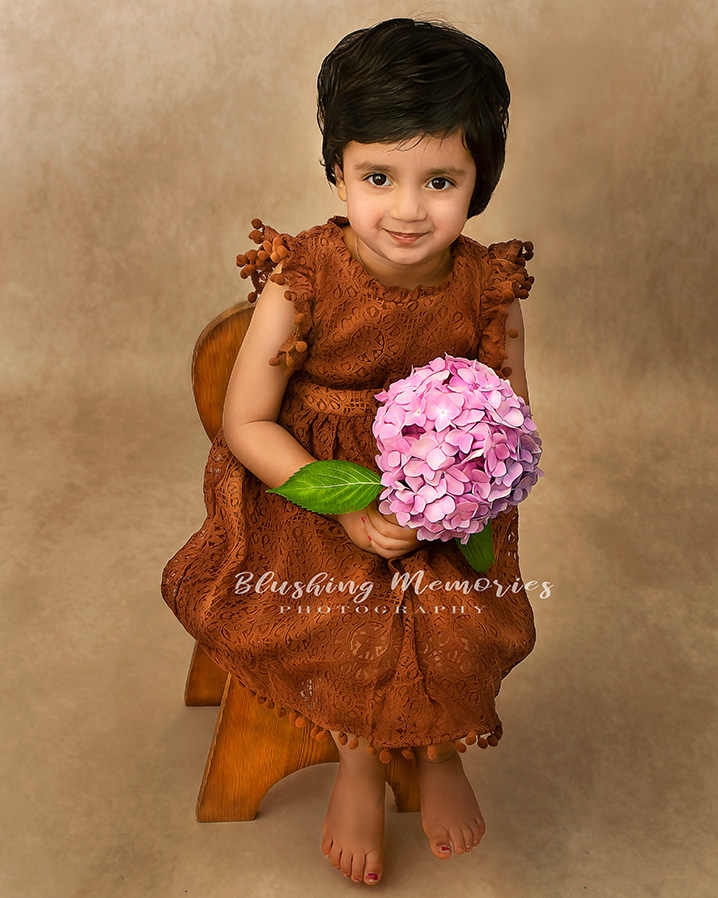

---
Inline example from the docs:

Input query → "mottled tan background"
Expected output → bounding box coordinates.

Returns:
[2,0,716,896]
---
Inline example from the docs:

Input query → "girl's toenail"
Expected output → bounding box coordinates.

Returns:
[440,845,450,852]
[366,873,378,881]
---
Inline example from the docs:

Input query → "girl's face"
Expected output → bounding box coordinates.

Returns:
[334,131,476,288]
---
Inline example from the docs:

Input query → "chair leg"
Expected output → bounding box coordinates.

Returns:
[184,642,228,706]
[192,668,422,821]
[385,753,421,813]
[196,676,339,821]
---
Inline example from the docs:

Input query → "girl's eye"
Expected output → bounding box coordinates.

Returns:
[366,173,389,187]
[429,177,452,190]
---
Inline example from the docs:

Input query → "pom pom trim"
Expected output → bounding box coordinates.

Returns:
[479,240,535,375]
[241,682,504,763]
[235,217,312,377]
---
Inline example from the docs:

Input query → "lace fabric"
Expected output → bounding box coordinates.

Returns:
[161,216,537,761]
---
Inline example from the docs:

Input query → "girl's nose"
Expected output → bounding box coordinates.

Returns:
[391,187,426,223]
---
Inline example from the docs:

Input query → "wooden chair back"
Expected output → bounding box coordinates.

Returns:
[191,300,254,440]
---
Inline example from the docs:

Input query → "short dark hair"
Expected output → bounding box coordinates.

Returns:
[317,18,511,218]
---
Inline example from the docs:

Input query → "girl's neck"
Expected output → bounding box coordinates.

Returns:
[341,225,455,290]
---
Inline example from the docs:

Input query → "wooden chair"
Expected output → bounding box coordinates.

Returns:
[185,300,421,821]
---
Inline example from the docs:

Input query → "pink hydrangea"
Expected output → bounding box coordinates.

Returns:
[372,355,543,544]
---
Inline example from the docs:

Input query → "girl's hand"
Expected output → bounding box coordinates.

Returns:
[333,502,422,560]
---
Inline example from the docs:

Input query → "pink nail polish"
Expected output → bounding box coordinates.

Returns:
[361,515,366,523]
[440,845,450,852]
[366,873,378,881]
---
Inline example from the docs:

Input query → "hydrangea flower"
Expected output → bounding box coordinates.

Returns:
[269,355,543,569]
[372,355,543,544]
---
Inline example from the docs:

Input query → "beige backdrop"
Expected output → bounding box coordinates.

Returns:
[2,1,716,896]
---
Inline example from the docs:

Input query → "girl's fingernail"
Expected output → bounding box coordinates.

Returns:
[361,516,366,523]
[368,534,372,542]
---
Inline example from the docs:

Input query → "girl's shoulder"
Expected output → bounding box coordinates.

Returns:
[284,217,353,281]
[235,217,351,376]
[236,216,350,300]
[456,233,535,302]
[461,233,536,375]
[456,232,533,271]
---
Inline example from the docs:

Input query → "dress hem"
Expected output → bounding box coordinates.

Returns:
[230,668,504,764]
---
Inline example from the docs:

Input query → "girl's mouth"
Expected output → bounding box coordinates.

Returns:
[386,230,425,245]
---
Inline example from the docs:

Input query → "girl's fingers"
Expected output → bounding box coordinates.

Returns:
[363,514,401,544]
[372,517,406,538]
[344,505,420,559]
[363,521,419,556]
[365,505,417,540]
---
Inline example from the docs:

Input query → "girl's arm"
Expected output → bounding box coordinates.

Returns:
[503,298,531,406]
[222,273,316,488]
[222,273,419,559]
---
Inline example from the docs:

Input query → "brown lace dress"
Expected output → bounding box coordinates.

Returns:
[161,215,537,763]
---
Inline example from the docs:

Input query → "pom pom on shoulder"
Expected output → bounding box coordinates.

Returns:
[236,218,313,377]
[236,218,285,302]
[479,239,535,373]
[487,239,535,301]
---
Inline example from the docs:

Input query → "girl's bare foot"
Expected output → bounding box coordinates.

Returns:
[414,744,486,859]
[321,732,386,885]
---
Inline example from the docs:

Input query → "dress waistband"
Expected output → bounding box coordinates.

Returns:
[291,378,380,416]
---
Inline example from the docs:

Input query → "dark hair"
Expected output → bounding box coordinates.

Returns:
[317,18,511,218]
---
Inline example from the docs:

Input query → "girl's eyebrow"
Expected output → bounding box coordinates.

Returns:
[353,162,471,178]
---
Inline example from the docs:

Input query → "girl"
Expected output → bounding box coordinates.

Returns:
[162,17,537,887]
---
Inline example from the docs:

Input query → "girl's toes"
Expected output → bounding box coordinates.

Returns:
[364,849,383,884]
[428,829,453,859]
[321,834,333,859]
[340,851,354,878]
[449,825,467,854]
[350,852,365,883]
[329,844,342,869]
[472,819,486,845]
[461,824,475,851]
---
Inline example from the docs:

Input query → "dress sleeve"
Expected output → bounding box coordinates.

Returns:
[478,239,535,377]
[235,219,314,378]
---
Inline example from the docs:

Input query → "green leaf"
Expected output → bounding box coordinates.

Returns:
[267,460,383,514]
[455,521,494,572]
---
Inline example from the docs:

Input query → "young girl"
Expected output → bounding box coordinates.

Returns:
[162,17,536,887]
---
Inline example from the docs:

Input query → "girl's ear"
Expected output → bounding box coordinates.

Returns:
[334,164,347,202]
